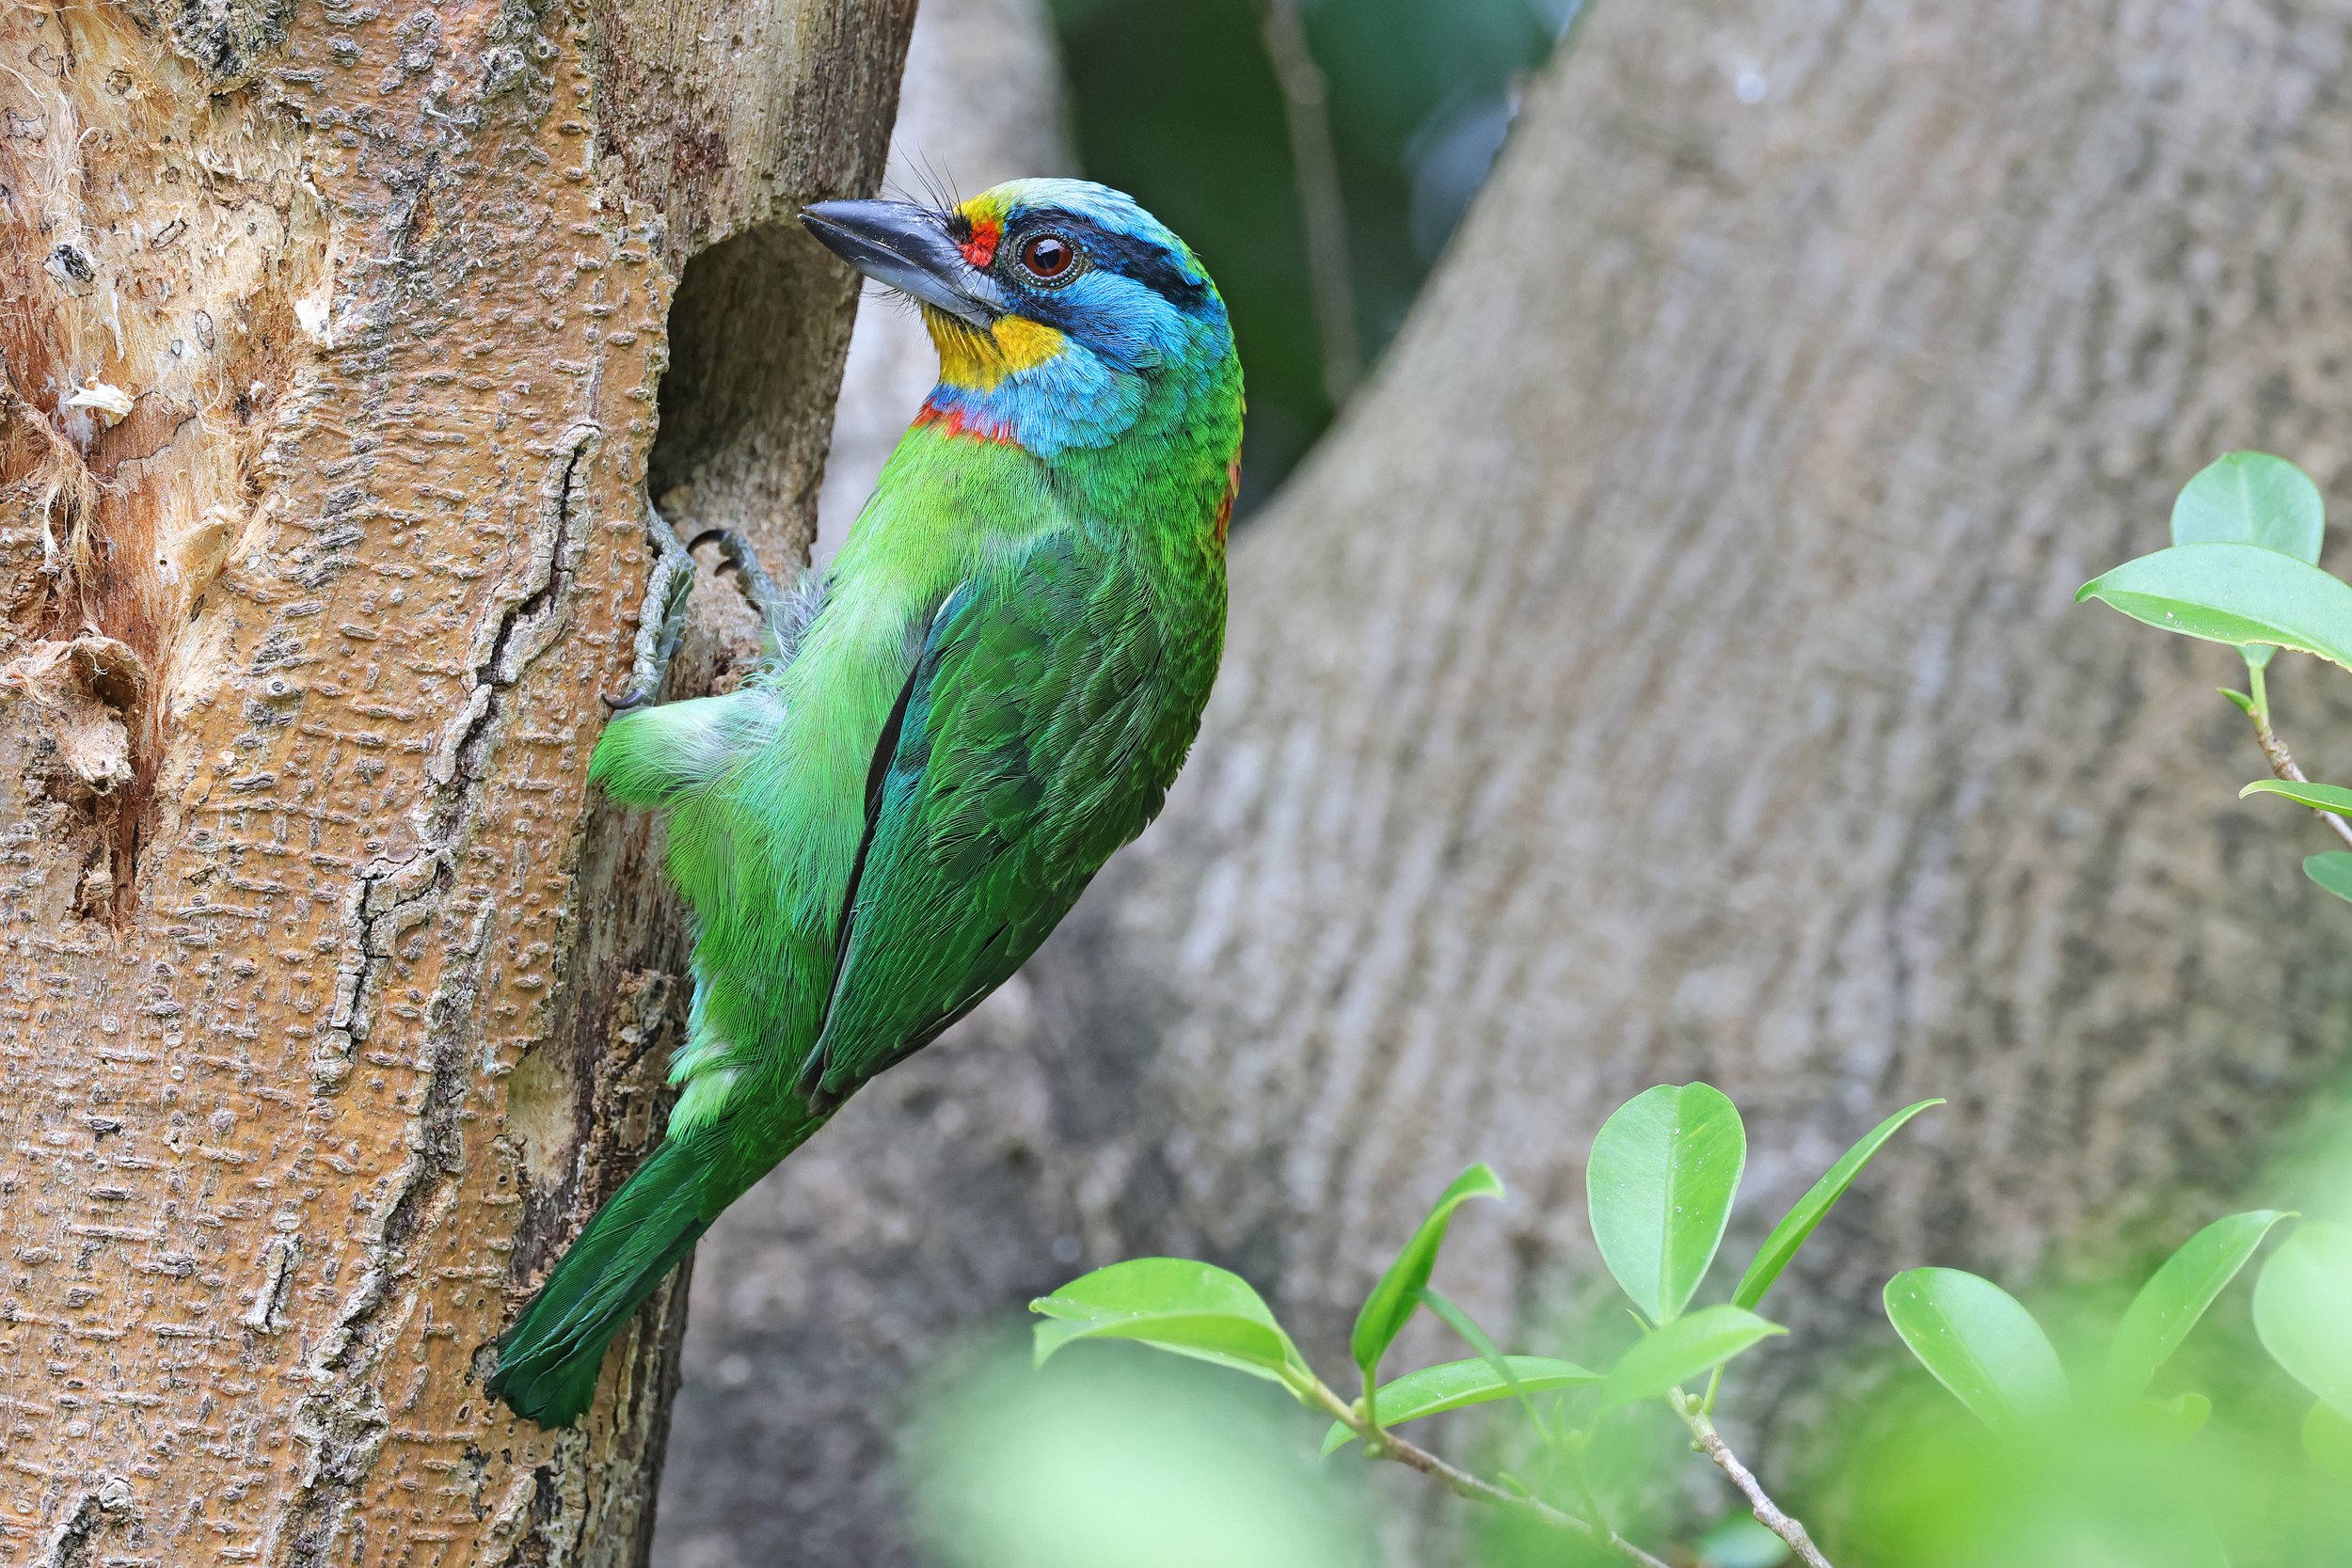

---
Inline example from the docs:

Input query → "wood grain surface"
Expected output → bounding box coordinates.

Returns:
[0,0,910,1560]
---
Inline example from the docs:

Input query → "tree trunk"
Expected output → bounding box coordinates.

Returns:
[0,0,909,1561]
[675,0,2352,1558]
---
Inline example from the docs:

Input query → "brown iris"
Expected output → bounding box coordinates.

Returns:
[1019,232,1077,282]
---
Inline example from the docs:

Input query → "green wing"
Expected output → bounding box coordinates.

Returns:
[799,532,1194,1101]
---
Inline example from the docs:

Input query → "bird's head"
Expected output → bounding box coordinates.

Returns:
[801,179,1235,457]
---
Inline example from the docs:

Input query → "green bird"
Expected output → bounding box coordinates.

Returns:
[487,180,1243,1425]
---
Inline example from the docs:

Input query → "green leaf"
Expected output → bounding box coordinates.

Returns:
[1350,1164,1505,1384]
[2307,853,2352,905]
[2168,452,2327,672]
[2303,1401,2352,1483]
[1703,1523,1788,1568]
[1319,1356,1597,1455]
[2240,779,2352,814]
[2122,1391,2212,1447]
[1416,1286,1549,1438]
[2104,1211,2293,1399]
[2254,1221,2352,1418]
[1732,1099,1943,1312]
[2076,544,2352,672]
[1884,1268,2067,1435]
[1595,1304,1784,1412]
[1697,1516,1793,1568]
[1033,1310,1300,1385]
[2170,451,2326,563]
[1586,1084,1746,1324]
[1032,1259,1306,1389]
[1032,1257,1284,1329]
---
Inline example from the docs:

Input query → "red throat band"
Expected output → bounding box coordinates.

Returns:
[915,398,1020,446]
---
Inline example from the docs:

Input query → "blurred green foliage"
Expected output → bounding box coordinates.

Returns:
[1818,1293,2352,1568]
[1047,0,1573,508]
[906,1340,1378,1568]
[935,1053,2352,1565]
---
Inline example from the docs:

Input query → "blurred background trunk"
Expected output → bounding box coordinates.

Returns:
[0,0,909,1562]
[658,0,2352,1562]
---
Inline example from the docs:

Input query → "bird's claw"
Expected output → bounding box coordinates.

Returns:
[607,515,793,717]
[686,528,787,626]
[611,497,696,715]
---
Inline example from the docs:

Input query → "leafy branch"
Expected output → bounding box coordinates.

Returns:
[2080,450,2352,879]
[1029,1091,1953,1565]
[2236,673,2352,849]
[1023,1065,2352,1563]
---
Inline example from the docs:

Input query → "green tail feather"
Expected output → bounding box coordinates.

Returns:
[489,1139,710,1427]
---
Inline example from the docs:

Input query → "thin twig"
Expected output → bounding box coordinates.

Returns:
[2246,698,2352,850]
[1310,1383,1671,1568]
[1671,1389,1836,1568]
[1256,0,1360,406]
[1377,1433,1674,1568]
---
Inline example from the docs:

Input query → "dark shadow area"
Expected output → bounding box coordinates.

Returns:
[1050,0,1566,513]
[650,220,859,567]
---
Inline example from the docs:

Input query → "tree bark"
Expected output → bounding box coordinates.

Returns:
[671,0,2352,1559]
[0,0,909,1562]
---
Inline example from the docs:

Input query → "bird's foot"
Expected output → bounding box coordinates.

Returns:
[602,498,696,712]
[685,528,789,629]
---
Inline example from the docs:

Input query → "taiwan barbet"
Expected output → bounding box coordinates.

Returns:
[487,181,1243,1425]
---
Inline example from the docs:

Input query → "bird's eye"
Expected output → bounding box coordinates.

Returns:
[1018,232,1078,283]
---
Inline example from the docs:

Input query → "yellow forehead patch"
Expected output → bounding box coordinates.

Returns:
[957,190,1012,228]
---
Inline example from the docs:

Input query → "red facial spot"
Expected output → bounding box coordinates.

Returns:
[960,218,1001,270]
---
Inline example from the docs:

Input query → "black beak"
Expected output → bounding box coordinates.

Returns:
[800,199,1006,328]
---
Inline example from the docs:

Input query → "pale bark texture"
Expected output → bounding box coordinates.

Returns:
[655,1,2352,1560]
[0,0,909,1563]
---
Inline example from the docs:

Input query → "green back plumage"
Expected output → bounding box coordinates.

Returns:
[490,179,1241,1425]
